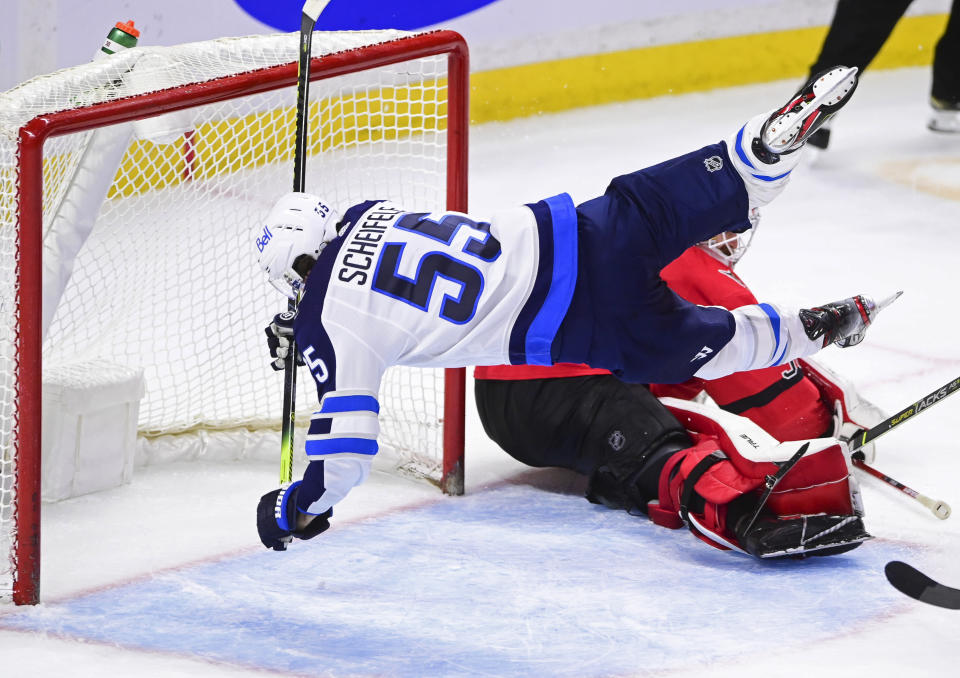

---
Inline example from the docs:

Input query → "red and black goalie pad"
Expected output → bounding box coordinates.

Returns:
[648,398,862,556]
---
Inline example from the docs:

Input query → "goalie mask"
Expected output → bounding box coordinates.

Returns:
[698,207,760,266]
[256,192,340,299]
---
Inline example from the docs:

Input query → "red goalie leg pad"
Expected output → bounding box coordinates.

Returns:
[693,436,855,520]
[648,435,764,548]
[763,442,856,518]
[665,399,857,517]
[649,435,768,550]
[647,442,693,530]
[649,401,860,553]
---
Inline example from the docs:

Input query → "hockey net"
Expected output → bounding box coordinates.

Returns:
[0,29,468,604]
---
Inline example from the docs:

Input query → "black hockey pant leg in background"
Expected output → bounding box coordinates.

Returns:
[474,375,690,486]
[475,376,607,474]
[580,378,692,513]
[809,0,914,77]
[933,0,960,103]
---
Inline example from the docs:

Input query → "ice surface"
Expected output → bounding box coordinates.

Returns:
[2,67,959,677]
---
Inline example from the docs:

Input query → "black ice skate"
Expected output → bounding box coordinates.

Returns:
[756,66,859,160]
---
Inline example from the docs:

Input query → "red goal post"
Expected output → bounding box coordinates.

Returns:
[2,30,469,605]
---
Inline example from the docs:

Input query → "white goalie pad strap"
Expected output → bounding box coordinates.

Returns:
[687,513,750,555]
[660,396,843,466]
[661,396,778,460]
[693,303,822,380]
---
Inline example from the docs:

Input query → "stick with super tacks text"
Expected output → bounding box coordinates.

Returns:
[848,374,960,455]
[279,0,331,486]
[843,375,958,519]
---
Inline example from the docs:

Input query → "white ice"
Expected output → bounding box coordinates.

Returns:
[2,67,960,677]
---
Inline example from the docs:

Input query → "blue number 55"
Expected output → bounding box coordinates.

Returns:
[372,213,501,325]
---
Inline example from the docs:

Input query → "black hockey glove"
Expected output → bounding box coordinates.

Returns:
[256,481,331,551]
[799,292,901,348]
[264,311,304,371]
[799,296,872,348]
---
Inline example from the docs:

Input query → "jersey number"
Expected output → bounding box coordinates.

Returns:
[372,213,501,325]
[302,345,329,384]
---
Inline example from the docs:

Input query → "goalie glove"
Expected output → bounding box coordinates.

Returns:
[256,481,331,551]
[799,291,902,348]
[801,358,887,464]
[264,311,304,371]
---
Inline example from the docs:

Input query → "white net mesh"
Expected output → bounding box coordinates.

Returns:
[0,30,463,601]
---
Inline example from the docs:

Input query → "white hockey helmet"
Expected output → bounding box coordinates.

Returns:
[256,192,339,299]
[698,207,760,266]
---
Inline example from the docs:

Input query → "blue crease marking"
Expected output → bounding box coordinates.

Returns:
[0,484,917,677]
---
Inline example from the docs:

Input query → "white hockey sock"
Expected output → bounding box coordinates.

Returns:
[726,110,804,209]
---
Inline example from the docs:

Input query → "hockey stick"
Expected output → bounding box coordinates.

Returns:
[885,561,960,609]
[848,374,960,455]
[852,459,951,520]
[279,0,330,486]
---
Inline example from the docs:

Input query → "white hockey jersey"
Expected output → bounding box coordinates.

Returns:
[292,197,579,514]
[286,192,825,517]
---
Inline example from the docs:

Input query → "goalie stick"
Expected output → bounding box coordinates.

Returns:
[848,374,960,455]
[885,561,960,610]
[279,0,331,487]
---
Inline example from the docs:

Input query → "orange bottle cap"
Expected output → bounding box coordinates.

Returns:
[115,20,140,38]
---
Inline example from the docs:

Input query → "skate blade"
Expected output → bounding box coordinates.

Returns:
[764,66,858,152]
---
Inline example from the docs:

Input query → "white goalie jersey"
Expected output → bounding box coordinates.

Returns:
[291,197,579,514]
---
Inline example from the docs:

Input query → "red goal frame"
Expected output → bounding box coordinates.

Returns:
[11,30,469,605]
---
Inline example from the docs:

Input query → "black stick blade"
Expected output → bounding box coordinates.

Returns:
[885,561,960,610]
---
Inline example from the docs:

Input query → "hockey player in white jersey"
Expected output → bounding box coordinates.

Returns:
[255,67,886,554]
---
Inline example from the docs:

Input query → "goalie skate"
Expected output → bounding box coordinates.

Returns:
[761,66,859,155]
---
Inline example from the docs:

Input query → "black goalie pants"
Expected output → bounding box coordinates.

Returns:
[474,374,690,486]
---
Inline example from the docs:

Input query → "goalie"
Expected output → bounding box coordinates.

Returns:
[254,67,886,552]
[474,231,884,559]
